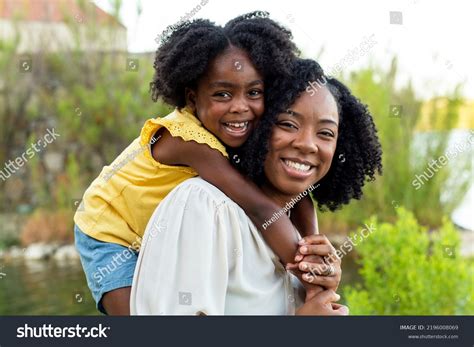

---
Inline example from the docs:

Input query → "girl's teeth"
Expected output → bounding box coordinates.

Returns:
[284,160,311,172]
[226,122,248,128]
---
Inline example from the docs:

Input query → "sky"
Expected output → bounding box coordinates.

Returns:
[93,0,474,99]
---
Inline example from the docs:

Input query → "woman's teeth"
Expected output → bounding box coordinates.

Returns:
[224,121,249,132]
[284,159,311,172]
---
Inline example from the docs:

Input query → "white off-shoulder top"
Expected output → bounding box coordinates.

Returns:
[130,178,304,315]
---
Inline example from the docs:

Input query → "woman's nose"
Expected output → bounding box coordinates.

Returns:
[293,128,318,153]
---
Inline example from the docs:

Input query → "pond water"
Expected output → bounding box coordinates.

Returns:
[0,254,361,315]
[0,258,97,315]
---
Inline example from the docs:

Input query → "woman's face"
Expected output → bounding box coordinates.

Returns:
[263,86,339,200]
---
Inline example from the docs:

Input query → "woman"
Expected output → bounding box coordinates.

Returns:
[130,59,382,315]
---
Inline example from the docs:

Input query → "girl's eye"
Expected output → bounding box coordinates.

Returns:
[248,89,263,98]
[214,91,231,98]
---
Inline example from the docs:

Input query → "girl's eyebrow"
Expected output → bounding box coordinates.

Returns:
[209,81,235,88]
[209,80,263,88]
[247,80,264,87]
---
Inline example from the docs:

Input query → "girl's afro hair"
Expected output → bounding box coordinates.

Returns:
[150,11,300,108]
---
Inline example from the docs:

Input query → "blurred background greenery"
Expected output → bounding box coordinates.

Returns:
[0,0,472,315]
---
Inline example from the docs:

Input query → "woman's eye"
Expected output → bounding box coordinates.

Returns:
[279,122,297,130]
[319,130,335,138]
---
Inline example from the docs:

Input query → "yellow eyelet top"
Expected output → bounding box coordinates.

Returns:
[74,107,228,248]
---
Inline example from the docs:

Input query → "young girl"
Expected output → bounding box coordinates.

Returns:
[74,12,328,315]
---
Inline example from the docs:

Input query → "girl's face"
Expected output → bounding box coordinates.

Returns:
[186,46,264,148]
[262,86,339,203]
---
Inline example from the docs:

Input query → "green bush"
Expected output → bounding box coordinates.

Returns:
[343,207,474,315]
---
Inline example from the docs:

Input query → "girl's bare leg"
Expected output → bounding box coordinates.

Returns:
[101,287,131,315]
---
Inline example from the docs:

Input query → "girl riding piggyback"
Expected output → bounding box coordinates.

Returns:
[74,12,325,315]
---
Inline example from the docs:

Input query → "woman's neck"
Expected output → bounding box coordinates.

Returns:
[261,182,295,209]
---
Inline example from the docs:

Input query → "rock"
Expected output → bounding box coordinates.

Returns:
[24,243,57,260]
[7,246,24,259]
[53,244,80,261]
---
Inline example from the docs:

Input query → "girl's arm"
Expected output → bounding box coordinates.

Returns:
[291,195,319,237]
[153,129,300,266]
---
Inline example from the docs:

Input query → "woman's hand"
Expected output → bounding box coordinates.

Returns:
[296,289,349,316]
[287,234,342,292]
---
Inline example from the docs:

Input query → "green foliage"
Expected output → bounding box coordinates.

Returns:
[0,234,20,251]
[320,58,471,229]
[0,4,170,212]
[344,208,474,315]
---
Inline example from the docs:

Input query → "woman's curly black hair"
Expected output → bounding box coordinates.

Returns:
[235,58,383,212]
[150,11,299,108]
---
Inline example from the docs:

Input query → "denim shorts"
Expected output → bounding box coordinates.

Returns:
[74,224,138,314]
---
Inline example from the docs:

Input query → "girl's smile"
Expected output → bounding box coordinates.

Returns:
[186,46,264,148]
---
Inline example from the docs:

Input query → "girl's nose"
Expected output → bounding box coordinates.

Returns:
[229,96,249,114]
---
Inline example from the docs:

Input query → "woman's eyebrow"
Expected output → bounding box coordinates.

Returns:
[319,118,339,127]
[287,110,339,127]
[286,109,301,117]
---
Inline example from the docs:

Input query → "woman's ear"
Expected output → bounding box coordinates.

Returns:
[185,87,197,113]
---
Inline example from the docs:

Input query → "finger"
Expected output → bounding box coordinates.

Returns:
[300,255,325,264]
[312,289,339,304]
[298,259,325,273]
[285,262,299,271]
[302,273,338,288]
[332,303,349,315]
[294,249,304,262]
[299,244,335,256]
[299,234,330,245]
[304,283,325,302]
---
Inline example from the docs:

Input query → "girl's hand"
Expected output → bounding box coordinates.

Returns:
[286,234,342,292]
[296,289,349,316]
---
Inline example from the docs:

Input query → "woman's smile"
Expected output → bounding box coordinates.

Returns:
[263,86,339,203]
[280,157,317,179]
